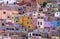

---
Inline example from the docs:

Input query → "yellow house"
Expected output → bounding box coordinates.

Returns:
[21,16,33,30]
[14,15,33,30]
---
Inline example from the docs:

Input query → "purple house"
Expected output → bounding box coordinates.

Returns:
[14,24,22,28]
[44,21,54,28]
[7,22,13,26]
[44,17,48,21]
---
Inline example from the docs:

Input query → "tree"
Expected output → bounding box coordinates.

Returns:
[43,2,47,7]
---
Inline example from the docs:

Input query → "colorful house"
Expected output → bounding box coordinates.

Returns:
[14,15,34,30]
[46,3,53,8]
[1,0,16,4]
[0,6,18,20]
[37,0,48,4]
[0,28,5,33]
[44,16,48,21]
[44,21,54,28]
[55,12,60,17]
[32,18,37,29]
[51,21,60,28]
[37,13,45,29]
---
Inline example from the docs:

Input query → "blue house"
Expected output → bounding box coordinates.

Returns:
[51,21,60,28]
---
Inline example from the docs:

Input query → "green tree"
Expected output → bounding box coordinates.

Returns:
[43,2,47,7]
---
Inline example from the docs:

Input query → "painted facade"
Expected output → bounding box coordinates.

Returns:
[0,0,16,4]
[32,18,37,27]
[55,12,60,17]
[44,21,54,28]
[37,0,48,4]
[0,6,18,19]
[37,13,45,29]
[14,15,33,30]
[51,21,60,27]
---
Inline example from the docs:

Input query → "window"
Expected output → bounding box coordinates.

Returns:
[4,34,7,36]
[48,13,50,14]
[38,17,40,18]
[38,26,40,27]
[33,34,35,36]
[57,13,58,15]
[38,22,39,25]
[23,6,26,8]
[50,5,52,7]
[7,16,10,18]
[57,22,59,24]
[16,28,19,30]
[28,17,29,19]
[19,13,22,14]
[25,28,27,31]
[28,26,30,28]
[27,22,29,24]
[38,14,40,16]
[31,18,32,19]
[3,11,6,14]
[14,2,16,4]
[15,18,18,22]
[3,29,5,31]
[2,23,5,26]
[41,17,43,19]
[18,8,22,10]
[16,20,18,22]
[40,22,42,25]
[34,15,35,16]
[9,34,11,36]
[11,28,14,30]
[30,34,31,37]
[6,28,14,30]
[6,28,10,30]
[57,18,59,20]
[23,11,24,14]
[39,34,41,36]
[36,34,38,36]
[7,1,8,4]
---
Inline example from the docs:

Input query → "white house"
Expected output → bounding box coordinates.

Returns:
[55,12,60,17]
[0,0,16,4]
[46,3,53,8]
[37,13,45,29]
[0,0,3,3]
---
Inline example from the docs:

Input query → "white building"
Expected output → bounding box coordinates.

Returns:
[55,12,60,17]
[0,0,16,4]
[37,13,45,29]
[0,0,3,3]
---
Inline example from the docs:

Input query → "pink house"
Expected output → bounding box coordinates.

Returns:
[0,6,18,19]
[32,18,37,27]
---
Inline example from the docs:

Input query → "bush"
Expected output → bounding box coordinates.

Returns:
[43,2,47,7]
